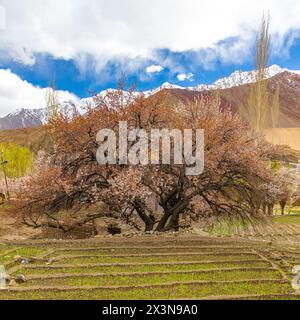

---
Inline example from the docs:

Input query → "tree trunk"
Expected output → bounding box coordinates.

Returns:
[155,199,188,232]
[262,203,267,215]
[267,203,273,216]
[132,199,155,232]
[145,219,155,232]
[166,212,180,231]
[279,200,286,216]
[155,211,172,232]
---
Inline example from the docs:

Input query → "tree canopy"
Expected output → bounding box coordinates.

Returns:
[0,142,33,179]
[19,88,280,233]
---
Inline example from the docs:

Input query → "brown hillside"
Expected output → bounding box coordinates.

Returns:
[264,128,300,152]
[220,71,300,127]
[162,71,300,128]
[0,126,52,153]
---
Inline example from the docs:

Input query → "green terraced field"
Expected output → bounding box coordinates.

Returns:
[0,237,299,300]
[19,260,270,276]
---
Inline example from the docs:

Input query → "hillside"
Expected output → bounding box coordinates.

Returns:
[0,126,52,153]
[2,69,300,154]
[264,128,300,152]
[220,72,300,128]
[160,71,300,128]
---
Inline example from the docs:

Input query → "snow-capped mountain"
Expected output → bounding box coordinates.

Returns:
[1,65,300,131]
[195,65,300,90]
[75,65,294,105]
[0,108,46,131]
[159,82,185,90]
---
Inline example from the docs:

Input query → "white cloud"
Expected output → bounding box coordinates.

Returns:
[0,1,300,70]
[0,6,5,30]
[146,65,164,74]
[0,69,78,117]
[177,73,194,81]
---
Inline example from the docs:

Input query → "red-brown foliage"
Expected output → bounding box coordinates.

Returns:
[19,88,279,232]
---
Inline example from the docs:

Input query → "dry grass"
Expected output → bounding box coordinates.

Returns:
[264,128,300,151]
[0,126,52,153]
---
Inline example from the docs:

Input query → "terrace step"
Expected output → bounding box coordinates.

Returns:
[53,251,258,260]
[55,245,256,252]
[24,259,267,269]
[23,266,277,280]
[3,278,289,292]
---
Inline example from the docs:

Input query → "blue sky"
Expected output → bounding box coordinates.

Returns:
[2,40,300,99]
[1,0,300,116]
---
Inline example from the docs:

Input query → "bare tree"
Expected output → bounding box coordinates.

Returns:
[248,13,270,133]
[45,82,60,122]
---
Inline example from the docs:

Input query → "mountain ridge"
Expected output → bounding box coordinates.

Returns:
[1,65,300,131]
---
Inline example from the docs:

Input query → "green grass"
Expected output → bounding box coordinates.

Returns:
[0,247,12,255]
[47,253,258,265]
[0,281,293,300]
[272,215,300,224]
[273,205,300,216]
[18,261,270,276]
[54,246,253,256]
[205,217,261,237]
[0,247,45,265]
[0,239,299,300]
[23,270,281,288]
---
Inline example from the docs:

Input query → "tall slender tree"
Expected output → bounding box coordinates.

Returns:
[45,82,60,122]
[248,13,271,133]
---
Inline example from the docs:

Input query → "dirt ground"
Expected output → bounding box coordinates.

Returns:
[1,204,300,246]
[0,206,40,241]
